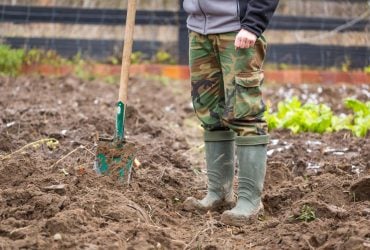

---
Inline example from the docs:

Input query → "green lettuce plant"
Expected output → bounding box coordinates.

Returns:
[344,98,370,137]
[265,97,370,138]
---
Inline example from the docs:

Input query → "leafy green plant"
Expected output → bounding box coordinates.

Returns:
[103,75,119,85]
[153,50,175,65]
[265,97,334,134]
[364,65,370,74]
[278,63,289,70]
[296,204,316,222]
[0,44,24,76]
[344,98,370,137]
[24,49,68,66]
[23,49,43,65]
[106,56,120,65]
[130,51,145,64]
[340,56,351,72]
[331,114,353,132]
[72,53,95,81]
[265,97,370,137]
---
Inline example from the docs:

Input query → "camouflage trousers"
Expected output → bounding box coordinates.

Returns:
[189,31,268,139]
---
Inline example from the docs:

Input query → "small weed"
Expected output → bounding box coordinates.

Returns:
[24,49,68,66]
[106,56,120,65]
[296,204,316,222]
[103,75,119,85]
[144,74,171,86]
[131,51,145,64]
[0,45,24,76]
[278,63,289,70]
[0,138,59,160]
[46,140,60,150]
[153,50,176,65]
[72,54,95,81]
[364,65,370,74]
[341,56,351,72]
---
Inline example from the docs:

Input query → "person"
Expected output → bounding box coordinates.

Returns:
[182,0,279,226]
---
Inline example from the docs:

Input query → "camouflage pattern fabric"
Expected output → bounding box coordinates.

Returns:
[189,31,268,137]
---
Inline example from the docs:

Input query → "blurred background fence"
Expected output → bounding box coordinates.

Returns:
[0,0,369,69]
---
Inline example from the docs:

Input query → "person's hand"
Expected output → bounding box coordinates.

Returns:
[235,29,257,49]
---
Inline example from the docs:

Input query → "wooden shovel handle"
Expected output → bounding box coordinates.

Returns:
[119,0,137,104]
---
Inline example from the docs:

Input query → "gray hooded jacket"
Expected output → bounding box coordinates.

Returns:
[183,0,279,37]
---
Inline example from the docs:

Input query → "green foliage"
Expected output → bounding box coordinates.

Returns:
[130,51,144,64]
[344,98,370,137]
[72,53,95,81]
[345,98,370,115]
[24,49,68,66]
[340,57,351,73]
[0,45,24,76]
[103,75,119,85]
[265,97,370,137]
[144,74,170,86]
[153,50,176,64]
[277,63,289,70]
[265,97,334,134]
[106,56,120,65]
[364,65,370,74]
[296,204,316,222]
[331,114,353,132]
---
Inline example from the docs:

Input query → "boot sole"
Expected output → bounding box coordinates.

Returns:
[183,197,235,212]
[221,202,264,226]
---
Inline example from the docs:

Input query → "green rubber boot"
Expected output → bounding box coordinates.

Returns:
[221,136,268,226]
[184,130,235,212]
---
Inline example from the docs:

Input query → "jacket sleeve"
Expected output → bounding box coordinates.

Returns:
[240,0,279,37]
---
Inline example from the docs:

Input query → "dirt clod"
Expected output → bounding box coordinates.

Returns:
[350,176,370,201]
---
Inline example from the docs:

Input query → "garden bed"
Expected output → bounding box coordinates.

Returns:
[0,76,369,249]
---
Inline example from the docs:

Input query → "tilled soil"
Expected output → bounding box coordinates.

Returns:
[0,76,369,250]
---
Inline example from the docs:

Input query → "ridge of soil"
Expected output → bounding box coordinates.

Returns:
[0,76,369,249]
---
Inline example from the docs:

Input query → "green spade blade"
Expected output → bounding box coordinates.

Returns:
[95,101,136,183]
[115,101,126,143]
